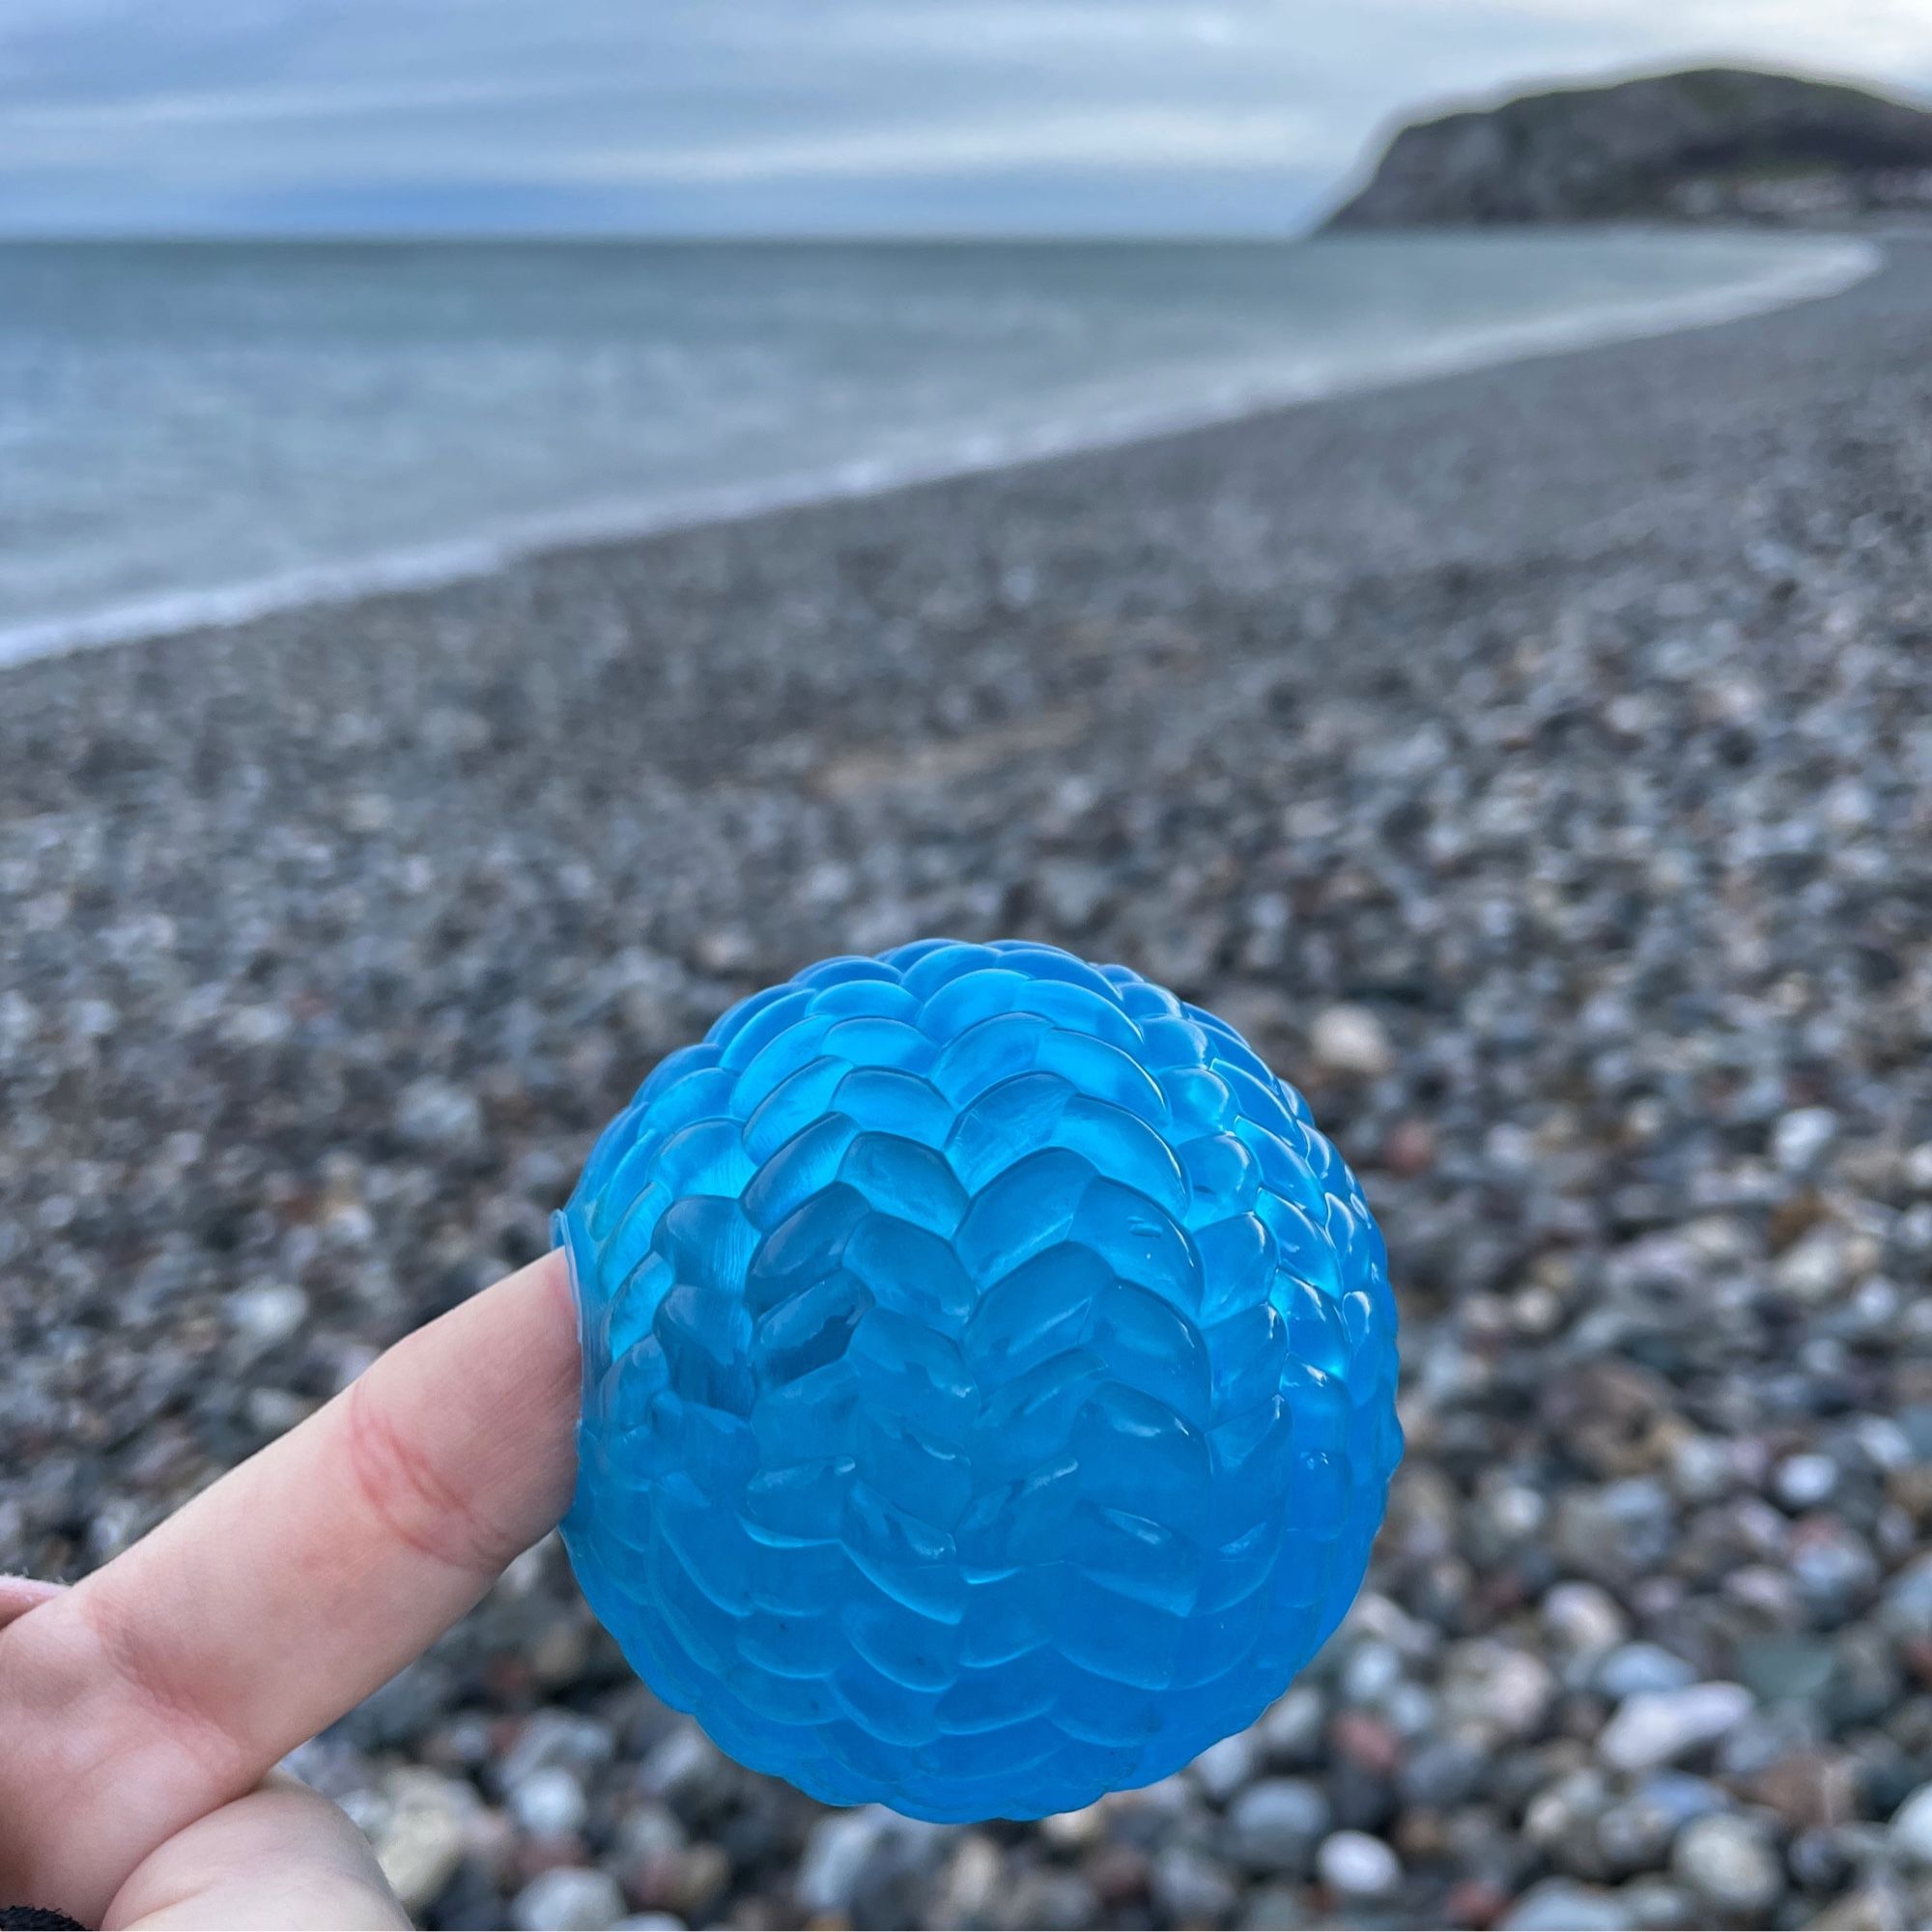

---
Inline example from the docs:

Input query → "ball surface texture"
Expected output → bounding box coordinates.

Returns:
[556,938,1401,1820]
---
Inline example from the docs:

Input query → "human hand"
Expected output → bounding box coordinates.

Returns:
[0,1250,580,1929]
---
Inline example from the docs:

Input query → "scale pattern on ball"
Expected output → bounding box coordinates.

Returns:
[556,938,1401,1820]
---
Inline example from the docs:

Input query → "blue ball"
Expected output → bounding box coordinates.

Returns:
[555,938,1401,1821]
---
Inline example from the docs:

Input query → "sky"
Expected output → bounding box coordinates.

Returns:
[1,0,1928,237]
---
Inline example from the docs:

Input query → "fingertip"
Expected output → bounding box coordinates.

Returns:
[0,1576,65,1632]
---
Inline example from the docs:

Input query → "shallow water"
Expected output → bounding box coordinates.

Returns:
[0,229,1873,661]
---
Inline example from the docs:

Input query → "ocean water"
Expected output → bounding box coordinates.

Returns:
[0,230,1875,664]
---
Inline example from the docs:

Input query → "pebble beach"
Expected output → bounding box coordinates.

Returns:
[4,236,1932,1929]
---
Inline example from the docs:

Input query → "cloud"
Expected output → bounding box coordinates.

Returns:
[570,108,1332,185]
[0,0,1923,234]
[1373,0,1932,81]
[6,76,566,128]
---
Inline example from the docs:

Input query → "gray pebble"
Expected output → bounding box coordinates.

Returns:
[1890,1783,1932,1865]
[796,1805,949,1918]
[1670,1813,1785,1919]
[1599,1683,1754,1772]
[1772,1107,1838,1171]
[394,1075,485,1150]
[1227,1778,1332,1873]
[1317,1830,1401,1898]
[1151,1844,1241,1925]
[369,1767,472,1917]
[1595,1642,1696,1701]
[224,1281,310,1348]
[1190,1729,1263,1804]
[511,1867,627,1932]
[1500,1879,1631,1930]
[509,1764,588,1839]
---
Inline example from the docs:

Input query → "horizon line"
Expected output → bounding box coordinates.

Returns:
[0,226,1326,247]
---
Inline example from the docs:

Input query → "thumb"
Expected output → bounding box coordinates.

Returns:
[105,1776,409,1931]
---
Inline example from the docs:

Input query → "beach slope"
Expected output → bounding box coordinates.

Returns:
[3,245,1930,1928]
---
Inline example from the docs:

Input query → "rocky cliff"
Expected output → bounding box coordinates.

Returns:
[1326,67,1932,228]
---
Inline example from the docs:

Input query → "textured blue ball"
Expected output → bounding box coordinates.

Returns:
[555,938,1401,1821]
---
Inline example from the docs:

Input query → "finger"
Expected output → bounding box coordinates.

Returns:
[106,1774,410,1930]
[0,1247,579,1922]
[0,1577,64,1631]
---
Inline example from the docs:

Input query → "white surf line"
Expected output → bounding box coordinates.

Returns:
[0,234,1881,673]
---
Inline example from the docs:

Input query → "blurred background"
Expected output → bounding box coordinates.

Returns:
[4,3,1932,1929]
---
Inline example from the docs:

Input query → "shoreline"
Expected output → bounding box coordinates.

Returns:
[0,227,1880,672]
[6,228,1932,1930]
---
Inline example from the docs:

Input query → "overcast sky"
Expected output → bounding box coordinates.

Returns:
[2,0,1928,236]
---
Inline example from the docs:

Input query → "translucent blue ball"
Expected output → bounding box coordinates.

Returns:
[555,939,1401,1821]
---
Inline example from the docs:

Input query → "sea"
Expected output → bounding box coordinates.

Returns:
[0,229,1876,665]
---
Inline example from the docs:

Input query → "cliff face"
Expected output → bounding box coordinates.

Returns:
[1326,67,1932,228]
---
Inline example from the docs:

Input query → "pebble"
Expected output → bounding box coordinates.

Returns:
[1309,1004,1394,1078]
[1402,1737,1489,1810]
[1317,1830,1401,1898]
[1602,1773,1726,1870]
[1553,1480,1676,1585]
[394,1075,486,1151]
[1151,1845,1240,1925]
[1438,1639,1556,1742]
[928,1836,1004,1927]
[1883,1553,1932,1640]
[224,1281,310,1349]
[795,1805,949,1918]
[511,1867,626,1932]
[1525,1769,1615,1875]
[1774,1453,1839,1511]
[1613,1877,1692,1928]
[1256,1685,1326,1765]
[1499,1879,1631,1930]
[1889,1783,1932,1864]
[1543,1582,1629,1659]
[1773,1227,1857,1304]
[1670,1813,1785,1919]
[1010,1870,1101,1929]
[500,1711,619,1787]
[509,1766,589,1839]
[1191,1729,1263,1803]
[1227,1778,1333,1873]
[1596,1642,1696,1700]
[1040,1804,1107,1852]
[637,1725,729,1813]
[1773,1107,1838,1172]
[1599,1684,1755,1772]
[371,1767,472,1917]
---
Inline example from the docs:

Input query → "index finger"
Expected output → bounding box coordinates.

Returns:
[0,1248,581,1924]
